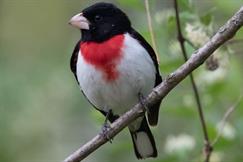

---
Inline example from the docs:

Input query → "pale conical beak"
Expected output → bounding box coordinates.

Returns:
[69,13,90,30]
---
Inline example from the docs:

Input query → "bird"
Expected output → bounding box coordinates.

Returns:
[69,2,162,159]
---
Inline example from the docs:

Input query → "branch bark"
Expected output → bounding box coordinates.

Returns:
[64,6,243,162]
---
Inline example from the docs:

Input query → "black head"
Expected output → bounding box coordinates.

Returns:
[69,2,131,42]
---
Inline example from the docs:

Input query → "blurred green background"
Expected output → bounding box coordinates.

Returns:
[0,0,243,162]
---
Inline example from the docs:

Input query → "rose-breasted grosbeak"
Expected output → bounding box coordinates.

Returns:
[69,2,162,159]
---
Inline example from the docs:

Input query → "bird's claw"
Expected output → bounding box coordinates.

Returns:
[138,92,149,113]
[100,122,113,143]
[99,109,113,143]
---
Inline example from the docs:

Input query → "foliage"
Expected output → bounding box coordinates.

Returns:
[0,0,242,162]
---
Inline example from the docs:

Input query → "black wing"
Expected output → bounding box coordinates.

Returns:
[70,40,81,83]
[129,28,162,126]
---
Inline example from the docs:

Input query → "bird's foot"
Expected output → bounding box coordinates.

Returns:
[100,122,112,143]
[138,92,149,113]
[99,110,113,143]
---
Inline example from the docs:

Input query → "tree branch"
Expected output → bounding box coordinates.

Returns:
[64,6,243,162]
[173,1,212,161]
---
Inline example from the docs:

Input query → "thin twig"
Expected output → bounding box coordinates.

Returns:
[173,0,212,162]
[144,0,160,62]
[64,6,243,162]
[212,95,243,146]
[185,38,198,49]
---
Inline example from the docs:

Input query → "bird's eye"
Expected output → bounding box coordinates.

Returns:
[94,15,102,22]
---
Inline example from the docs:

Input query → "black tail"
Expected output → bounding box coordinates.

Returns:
[129,117,157,159]
[147,98,162,126]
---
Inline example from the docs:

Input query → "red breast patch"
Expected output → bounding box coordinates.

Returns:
[80,34,124,81]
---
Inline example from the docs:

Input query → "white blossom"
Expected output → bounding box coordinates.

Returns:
[164,134,196,154]
[185,23,209,46]
[217,122,236,140]
[197,67,228,85]
[210,151,223,162]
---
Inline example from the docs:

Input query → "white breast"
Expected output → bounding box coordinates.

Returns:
[76,33,156,115]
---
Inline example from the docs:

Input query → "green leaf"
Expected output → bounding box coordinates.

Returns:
[178,0,194,12]
[117,0,143,9]
[166,15,176,34]
[200,13,213,26]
